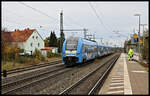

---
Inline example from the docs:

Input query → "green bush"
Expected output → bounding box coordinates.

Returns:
[47,50,60,58]
[19,49,24,53]
[33,48,45,61]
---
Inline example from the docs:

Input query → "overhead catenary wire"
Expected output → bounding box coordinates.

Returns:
[88,2,112,33]
[19,2,59,22]
[19,2,84,29]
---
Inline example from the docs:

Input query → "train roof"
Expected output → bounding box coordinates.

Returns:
[66,36,97,45]
[66,36,80,41]
[81,38,97,45]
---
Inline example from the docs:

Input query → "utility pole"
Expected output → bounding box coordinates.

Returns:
[60,10,63,53]
[93,34,95,41]
[83,28,88,39]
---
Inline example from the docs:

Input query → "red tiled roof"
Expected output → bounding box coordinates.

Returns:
[3,28,35,42]
[3,32,14,42]
[41,47,57,50]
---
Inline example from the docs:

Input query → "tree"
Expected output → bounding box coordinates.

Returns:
[44,37,50,47]
[58,31,65,53]
[49,31,53,46]
[48,30,58,47]
[53,31,58,47]
[141,29,149,61]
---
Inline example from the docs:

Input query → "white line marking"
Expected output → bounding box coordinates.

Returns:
[111,80,124,83]
[109,86,124,89]
[110,82,124,86]
[112,76,123,78]
[131,70,147,73]
[111,78,123,80]
[124,53,132,94]
[107,90,124,94]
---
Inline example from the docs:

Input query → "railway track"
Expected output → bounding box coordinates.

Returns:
[59,53,120,95]
[1,60,62,75]
[2,64,72,94]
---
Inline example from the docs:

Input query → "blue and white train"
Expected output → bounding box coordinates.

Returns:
[62,36,114,66]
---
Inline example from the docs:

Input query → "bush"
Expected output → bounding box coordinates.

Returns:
[47,50,53,58]
[19,49,24,53]
[33,48,45,61]
[40,55,45,61]
[16,56,26,64]
[47,50,60,58]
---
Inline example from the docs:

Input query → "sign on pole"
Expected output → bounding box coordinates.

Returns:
[133,33,138,39]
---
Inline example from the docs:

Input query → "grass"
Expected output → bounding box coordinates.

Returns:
[1,56,62,71]
[1,61,29,71]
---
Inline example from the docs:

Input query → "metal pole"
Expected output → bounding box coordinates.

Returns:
[83,28,87,39]
[60,10,63,53]
[138,15,141,60]
[143,25,144,46]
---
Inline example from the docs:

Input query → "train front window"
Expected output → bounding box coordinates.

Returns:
[66,37,78,50]
[66,44,77,50]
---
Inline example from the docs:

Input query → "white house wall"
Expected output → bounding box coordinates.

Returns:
[24,30,44,55]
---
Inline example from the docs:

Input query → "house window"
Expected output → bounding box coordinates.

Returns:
[31,43,33,47]
[36,36,38,39]
[38,43,40,47]
[32,36,34,39]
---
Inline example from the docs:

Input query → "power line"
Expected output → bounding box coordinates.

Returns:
[88,2,112,33]
[20,2,84,29]
[19,2,59,22]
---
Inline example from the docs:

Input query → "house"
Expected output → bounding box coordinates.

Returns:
[41,47,58,57]
[3,28,44,55]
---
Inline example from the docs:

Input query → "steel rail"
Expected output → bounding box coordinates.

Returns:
[88,54,120,94]
[2,65,64,87]
[59,54,119,95]
[3,68,72,94]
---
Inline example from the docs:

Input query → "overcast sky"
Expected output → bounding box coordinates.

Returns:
[2,1,149,47]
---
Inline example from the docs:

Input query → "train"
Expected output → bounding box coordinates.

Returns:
[62,36,114,66]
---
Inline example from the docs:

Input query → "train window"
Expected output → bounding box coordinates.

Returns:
[66,44,77,50]
[66,37,78,50]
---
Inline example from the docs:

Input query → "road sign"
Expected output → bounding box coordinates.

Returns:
[133,33,138,38]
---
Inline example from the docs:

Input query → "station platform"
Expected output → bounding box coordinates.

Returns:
[99,53,149,95]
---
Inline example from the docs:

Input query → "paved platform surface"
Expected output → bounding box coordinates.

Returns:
[99,53,149,95]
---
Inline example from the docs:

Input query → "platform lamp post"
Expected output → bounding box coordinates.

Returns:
[134,13,141,60]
